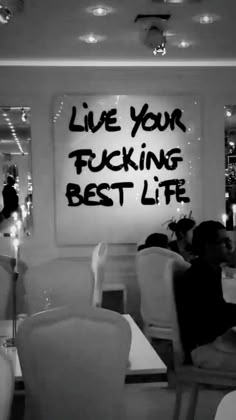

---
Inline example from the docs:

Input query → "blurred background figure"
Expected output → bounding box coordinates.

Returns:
[137,233,169,251]
[168,217,196,262]
[1,175,19,219]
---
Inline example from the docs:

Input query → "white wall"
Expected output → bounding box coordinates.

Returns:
[0,66,234,318]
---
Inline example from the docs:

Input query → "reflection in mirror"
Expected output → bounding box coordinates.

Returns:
[225,105,236,231]
[0,107,32,236]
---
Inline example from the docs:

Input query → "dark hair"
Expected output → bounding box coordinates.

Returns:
[192,220,225,256]
[137,233,168,251]
[145,233,168,248]
[168,218,196,240]
[6,175,15,186]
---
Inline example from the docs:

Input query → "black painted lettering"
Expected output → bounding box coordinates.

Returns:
[66,183,83,206]
[88,110,106,133]
[111,182,134,206]
[139,143,146,171]
[141,179,155,205]
[165,148,183,170]
[105,109,121,132]
[130,104,148,137]
[83,183,99,206]
[106,150,123,171]
[97,183,113,206]
[69,106,85,132]
[170,109,186,133]
[122,147,138,171]
[88,150,106,172]
[68,149,92,175]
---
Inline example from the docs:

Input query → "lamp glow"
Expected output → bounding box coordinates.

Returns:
[221,213,227,227]
[232,204,236,228]
[10,225,17,237]
[16,220,22,230]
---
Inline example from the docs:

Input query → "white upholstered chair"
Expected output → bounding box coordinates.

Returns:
[136,247,190,340]
[0,254,27,319]
[214,391,236,420]
[16,305,131,420]
[91,242,108,307]
[0,349,14,420]
[23,259,94,315]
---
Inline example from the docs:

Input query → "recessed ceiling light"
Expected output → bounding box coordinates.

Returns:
[193,13,221,24]
[178,40,191,48]
[79,34,106,43]
[86,5,114,16]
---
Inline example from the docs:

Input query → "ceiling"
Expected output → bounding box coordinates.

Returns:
[0,0,236,154]
[0,0,236,66]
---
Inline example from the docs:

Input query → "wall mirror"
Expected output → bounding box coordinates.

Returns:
[225,104,236,230]
[0,106,32,237]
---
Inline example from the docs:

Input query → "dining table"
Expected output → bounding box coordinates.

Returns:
[0,314,167,391]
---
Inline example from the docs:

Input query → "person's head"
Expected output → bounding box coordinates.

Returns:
[137,233,168,251]
[168,218,196,245]
[192,220,233,265]
[145,233,168,249]
[6,175,15,186]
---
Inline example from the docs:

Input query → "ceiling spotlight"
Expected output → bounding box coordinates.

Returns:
[145,25,167,56]
[199,15,213,24]
[79,33,106,43]
[86,6,114,16]
[177,40,191,48]
[193,13,220,24]
[0,5,11,23]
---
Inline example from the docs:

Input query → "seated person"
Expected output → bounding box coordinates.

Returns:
[175,220,236,370]
[168,217,196,262]
[137,233,168,251]
[1,175,19,219]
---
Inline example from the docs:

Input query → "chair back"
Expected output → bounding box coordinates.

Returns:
[0,255,26,319]
[16,305,131,420]
[23,259,94,315]
[136,247,187,328]
[91,242,108,306]
[167,258,190,367]
[0,349,14,420]
[214,391,236,420]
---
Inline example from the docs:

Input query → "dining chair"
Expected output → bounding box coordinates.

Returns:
[214,391,236,420]
[91,242,108,307]
[0,349,14,420]
[0,254,27,319]
[136,246,190,340]
[16,305,131,420]
[23,258,94,315]
[169,259,236,420]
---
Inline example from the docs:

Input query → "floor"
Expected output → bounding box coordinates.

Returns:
[124,383,227,420]
[10,383,228,420]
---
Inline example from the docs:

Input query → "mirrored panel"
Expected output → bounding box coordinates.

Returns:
[0,107,32,236]
[225,105,236,230]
